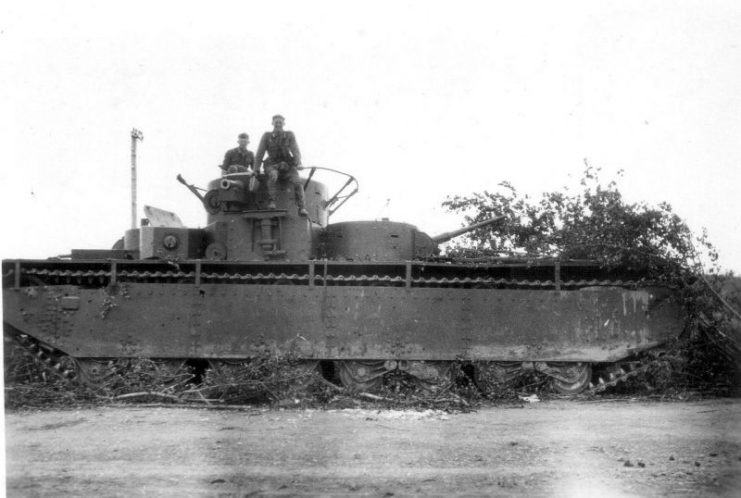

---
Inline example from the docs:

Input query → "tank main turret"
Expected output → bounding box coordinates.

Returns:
[200,171,329,261]
[116,170,332,262]
[110,169,505,263]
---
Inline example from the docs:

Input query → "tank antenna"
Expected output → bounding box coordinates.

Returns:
[130,128,144,229]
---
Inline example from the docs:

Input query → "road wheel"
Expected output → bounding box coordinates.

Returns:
[550,363,592,395]
[336,360,385,392]
[403,360,454,393]
[474,361,523,396]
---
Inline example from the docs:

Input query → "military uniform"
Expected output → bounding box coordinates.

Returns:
[255,130,305,210]
[221,147,254,173]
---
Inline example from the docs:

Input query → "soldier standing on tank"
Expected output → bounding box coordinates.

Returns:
[254,115,308,216]
[221,132,255,175]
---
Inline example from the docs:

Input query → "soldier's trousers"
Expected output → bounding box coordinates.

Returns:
[265,162,305,208]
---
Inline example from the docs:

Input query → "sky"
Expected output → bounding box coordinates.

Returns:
[1,1,740,272]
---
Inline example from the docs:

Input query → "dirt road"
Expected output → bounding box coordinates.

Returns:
[5,399,741,497]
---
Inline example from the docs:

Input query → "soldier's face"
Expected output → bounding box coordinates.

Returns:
[272,118,285,131]
[238,137,249,148]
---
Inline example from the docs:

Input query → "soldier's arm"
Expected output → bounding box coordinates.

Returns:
[254,134,268,173]
[288,131,302,166]
[220,150,231,171]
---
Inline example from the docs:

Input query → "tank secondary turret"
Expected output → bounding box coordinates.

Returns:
[322,215,506,261]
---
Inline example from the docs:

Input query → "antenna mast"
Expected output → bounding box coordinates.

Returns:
[130,128,144,229]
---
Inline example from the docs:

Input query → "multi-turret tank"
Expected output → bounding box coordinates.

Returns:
[2,164,685,395]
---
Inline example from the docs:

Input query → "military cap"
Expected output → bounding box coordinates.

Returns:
[238,132,249,139]
[272,114,285,121]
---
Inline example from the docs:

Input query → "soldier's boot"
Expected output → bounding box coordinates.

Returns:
[294,179,307,217]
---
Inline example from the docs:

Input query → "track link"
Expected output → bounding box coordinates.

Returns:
[17,264,644,289]
[9,333,78,383]
[587,356,665,394]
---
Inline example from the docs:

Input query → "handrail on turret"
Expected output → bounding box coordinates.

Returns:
[178,167,358,218]
[299,166,359,216]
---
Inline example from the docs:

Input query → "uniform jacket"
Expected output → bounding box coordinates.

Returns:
[222,147,255,170]
[255,130,301,167]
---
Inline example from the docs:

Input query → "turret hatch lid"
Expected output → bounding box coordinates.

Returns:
[143,205,185,228]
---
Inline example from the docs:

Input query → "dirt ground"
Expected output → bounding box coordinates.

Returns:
[5,399,741,497]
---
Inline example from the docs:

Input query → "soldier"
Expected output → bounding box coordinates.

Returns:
[221,133,255,175]
[254,115,308,217]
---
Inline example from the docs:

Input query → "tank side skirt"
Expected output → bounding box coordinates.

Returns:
[3,282,683,362]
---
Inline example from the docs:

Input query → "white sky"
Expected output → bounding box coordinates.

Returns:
[1,1,740,272]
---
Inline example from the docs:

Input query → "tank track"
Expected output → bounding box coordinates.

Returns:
[587,355,665,394]
[7,332,78,383]
[17,265,644,289]
[7,329,665,398]
[7,332,666,398]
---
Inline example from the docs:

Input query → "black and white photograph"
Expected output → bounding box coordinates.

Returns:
[2,1,740,496]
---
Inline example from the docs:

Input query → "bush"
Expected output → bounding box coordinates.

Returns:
[442,165,740,392]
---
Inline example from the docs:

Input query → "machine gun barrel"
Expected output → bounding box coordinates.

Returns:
[176,174,205,202]
[430,215,506,244]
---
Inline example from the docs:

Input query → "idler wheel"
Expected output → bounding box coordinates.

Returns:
[549,363,592,395]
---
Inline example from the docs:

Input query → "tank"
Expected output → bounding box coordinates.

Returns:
[2,165,685,395]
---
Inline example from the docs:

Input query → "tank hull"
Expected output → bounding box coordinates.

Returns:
[3,259,683,363]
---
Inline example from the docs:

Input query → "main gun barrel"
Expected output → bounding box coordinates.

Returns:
[220,179,245,190]
[430,215,506,244]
